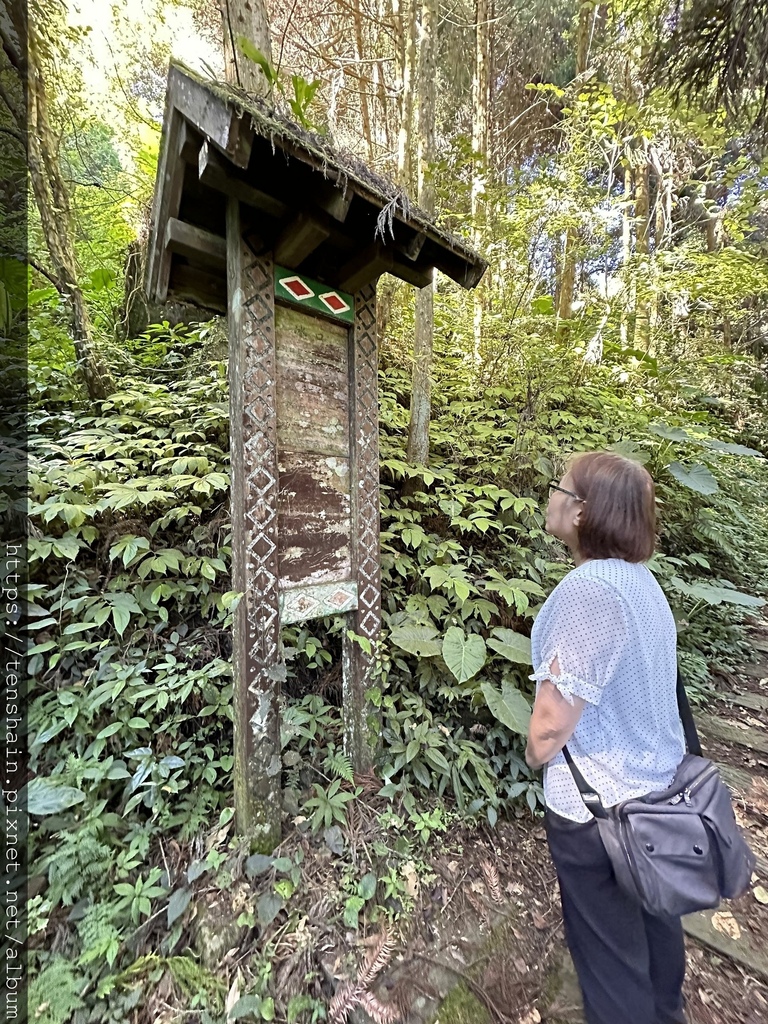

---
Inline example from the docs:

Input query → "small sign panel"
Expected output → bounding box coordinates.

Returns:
[274,266,355,324]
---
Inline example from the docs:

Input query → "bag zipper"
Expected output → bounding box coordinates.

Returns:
[668,763,718,806]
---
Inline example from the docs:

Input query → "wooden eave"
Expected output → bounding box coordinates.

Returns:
[145,63,487,312]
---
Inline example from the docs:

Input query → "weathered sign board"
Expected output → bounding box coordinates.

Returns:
[146,62,486,851]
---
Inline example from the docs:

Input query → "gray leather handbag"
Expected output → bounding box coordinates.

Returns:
[563,671,756,918]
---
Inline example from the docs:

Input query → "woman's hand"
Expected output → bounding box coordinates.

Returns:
[525,659,587,769]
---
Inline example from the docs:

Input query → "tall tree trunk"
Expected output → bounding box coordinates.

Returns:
[351,0,375,163]
[219,0,272,97]
[650,147,667,334]
[24,22,114,400]
[557,0,595,323]
[634,148,651,351]
[396,0,418,190]
[406,0,437,469]
[619,161,632,345]
[471,0,490,361]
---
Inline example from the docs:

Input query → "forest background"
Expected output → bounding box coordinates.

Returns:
[4,0,768,1021]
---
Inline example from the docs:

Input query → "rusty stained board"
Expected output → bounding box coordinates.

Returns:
[275,304,353,589]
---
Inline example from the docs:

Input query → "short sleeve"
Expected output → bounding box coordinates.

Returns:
[529,576,629,707]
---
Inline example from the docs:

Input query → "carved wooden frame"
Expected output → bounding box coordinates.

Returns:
[227,198,282,850]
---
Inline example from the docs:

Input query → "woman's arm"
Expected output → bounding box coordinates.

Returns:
[525,657,587,769]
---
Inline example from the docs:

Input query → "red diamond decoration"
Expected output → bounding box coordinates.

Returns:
[280,275,314,300]
[319,291,350,314]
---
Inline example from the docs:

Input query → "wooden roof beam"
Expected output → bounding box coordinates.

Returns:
[169,65,253,168]
[199,141,288,219]
[273,211,331,267]
[164,217,227,269]
[338,243,434,292]
[147,108,187,301]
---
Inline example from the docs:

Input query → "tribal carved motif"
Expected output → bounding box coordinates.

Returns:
[342,283,382,771]
[228,208,282,850]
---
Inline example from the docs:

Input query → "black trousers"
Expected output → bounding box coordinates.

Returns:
[545,810,687,1024]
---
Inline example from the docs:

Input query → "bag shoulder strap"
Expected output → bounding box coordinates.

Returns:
[563,664,703,816]
[676,667,702,757]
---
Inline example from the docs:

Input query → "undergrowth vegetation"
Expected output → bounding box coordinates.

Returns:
[24,301,768,1020]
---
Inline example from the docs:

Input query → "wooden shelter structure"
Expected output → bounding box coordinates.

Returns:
[145,62,487,851]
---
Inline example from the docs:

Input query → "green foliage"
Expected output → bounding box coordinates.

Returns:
[236,36,322,128]
[303,779,361,832]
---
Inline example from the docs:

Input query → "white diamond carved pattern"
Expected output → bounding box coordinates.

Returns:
[279,275,315,301]
[352,285,382,654]
[241,247,281,692]
[319,291,350,315]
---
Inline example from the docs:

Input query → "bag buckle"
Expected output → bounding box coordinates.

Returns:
[582,791,609,819]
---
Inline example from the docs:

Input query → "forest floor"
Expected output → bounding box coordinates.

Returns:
[151,623,768,1024]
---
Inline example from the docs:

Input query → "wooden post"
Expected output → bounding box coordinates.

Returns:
[226,197,282,851]
[342,283,382,773]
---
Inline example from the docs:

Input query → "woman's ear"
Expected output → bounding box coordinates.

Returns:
[572,504,583,527]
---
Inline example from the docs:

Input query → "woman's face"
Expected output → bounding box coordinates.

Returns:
[545,470,583,551]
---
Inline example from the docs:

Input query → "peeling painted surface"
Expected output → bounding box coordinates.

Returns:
[279,580,358,624]
[275,305,349,456]
[277,451,351,584]
[274,304,353,592]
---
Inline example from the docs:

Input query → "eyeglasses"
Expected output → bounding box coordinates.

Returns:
[549,481,585,502]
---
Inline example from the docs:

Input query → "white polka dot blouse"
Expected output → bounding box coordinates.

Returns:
[530,558,686,823]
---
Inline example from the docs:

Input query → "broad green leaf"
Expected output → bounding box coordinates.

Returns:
[256,892,284,926]
[236,36,278,84]
[480,680,531,736]
[530,295,554,315]
[704,440,763,457]
[27,777,86,816]
[96,721,123,739]
[359,872,377,900]
[28,286,58,306]
[649,422,691,442]
[666,462,719,495]
[230,995,263,1021]
[389,624,442,658]
[608,441,651,464]
[423,747,451,774]
[85,267,116,291]
[487,628,532,665]
[669,577,764,607]
[167,887,192,926]
[343,895,364,929]
[441,627,486,683]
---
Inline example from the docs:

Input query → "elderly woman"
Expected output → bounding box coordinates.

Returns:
[525,452,688,1024]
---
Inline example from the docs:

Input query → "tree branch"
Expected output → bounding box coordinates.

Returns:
[0,22,23,75]
[0,125,23,145]
[29,258,61,290]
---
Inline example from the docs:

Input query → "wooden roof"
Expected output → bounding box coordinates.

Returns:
[145,63,487,311]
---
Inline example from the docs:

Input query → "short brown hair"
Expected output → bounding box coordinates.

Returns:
[567,451,656,563]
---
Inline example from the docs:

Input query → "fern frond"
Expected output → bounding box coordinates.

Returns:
[357,927,395,989]
[325,752,355,783]
[329,982,359,1023]
[480,859,503,904]
[357,990,399,1024]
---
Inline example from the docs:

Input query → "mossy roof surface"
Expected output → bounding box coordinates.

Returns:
[170,61,485,270]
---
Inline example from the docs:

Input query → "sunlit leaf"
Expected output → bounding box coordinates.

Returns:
[442,627,486,683]
[666,462,719,494]
[480,681,531,736]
